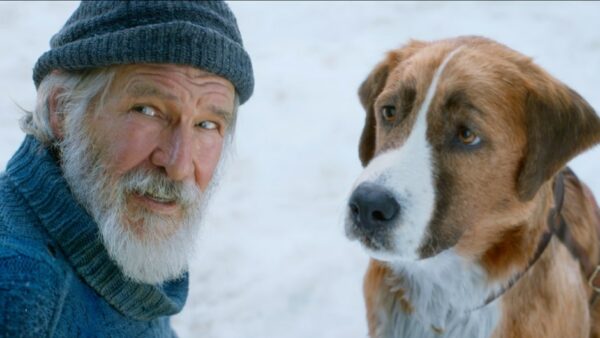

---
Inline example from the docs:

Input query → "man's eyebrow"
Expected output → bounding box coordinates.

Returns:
[127,83,234,124]
[126,83,178,101]
[209,105,234,126]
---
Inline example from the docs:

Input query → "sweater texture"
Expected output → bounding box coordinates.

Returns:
[0,136,188,337]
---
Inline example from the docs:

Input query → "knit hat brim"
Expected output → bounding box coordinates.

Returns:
[33,21,253,104]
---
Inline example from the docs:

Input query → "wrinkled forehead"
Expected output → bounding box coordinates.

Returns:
[119,64,233,86]
[105,64,237,108]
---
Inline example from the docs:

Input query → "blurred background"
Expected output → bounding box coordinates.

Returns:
[1,2,599,337]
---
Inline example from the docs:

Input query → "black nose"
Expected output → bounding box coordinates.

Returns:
[348,182,400,231]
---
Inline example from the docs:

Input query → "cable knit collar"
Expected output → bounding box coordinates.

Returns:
[6,135,188,320]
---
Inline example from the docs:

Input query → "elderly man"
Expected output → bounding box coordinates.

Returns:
[0,1,253,336]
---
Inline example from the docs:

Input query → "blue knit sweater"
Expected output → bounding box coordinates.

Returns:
[0,136,188,337]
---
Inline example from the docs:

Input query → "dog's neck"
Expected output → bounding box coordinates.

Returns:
[475,171,568,308]
[377,172,571,337]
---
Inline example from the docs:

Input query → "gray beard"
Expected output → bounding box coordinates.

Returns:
[59,113,224,285]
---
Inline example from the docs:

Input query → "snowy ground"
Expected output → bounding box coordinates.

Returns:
[1,2,600,337]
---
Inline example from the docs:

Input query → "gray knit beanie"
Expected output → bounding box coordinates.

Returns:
[33,0,254,104]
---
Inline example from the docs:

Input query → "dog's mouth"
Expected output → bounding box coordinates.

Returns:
[345,210,397,256]
[345,187,434,261]
[360,236,391,254]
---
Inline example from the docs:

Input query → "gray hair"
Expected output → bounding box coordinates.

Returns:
[21,68,239,146]
[21,68,116,145]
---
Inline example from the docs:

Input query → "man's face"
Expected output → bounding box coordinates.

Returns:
[92,64,234,234]
[59,64,236,284]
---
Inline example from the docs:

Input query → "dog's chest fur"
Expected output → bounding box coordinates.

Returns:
[380,306,498,338]
[368,250,501,338]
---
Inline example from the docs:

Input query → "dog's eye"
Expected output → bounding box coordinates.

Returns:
[381,105,397,121]
[457,126,481,145]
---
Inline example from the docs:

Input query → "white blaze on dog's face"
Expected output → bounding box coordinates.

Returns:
[347,49,459,261]
[346,37,600,266]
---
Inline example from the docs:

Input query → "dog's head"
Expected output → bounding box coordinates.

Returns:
[346,36,600,262]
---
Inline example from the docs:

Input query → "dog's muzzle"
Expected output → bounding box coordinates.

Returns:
[348,182,400,234]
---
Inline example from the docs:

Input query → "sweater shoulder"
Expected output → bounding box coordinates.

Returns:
[0,172,55,260]
[0,172,69,337]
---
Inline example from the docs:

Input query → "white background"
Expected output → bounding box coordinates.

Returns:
[1,2,599,337]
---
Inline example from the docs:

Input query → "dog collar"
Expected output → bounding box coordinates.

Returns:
[471,174,563,311]
[476,168,600,310]
[551,168,600,304]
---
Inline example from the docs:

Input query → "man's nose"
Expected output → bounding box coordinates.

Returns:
[153,126,195,181]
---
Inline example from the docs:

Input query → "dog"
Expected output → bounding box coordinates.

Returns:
[345,36,600,338]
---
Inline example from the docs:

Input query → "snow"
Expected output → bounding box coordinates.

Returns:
[1,2,599,337]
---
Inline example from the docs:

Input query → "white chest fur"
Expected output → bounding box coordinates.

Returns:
[378,301,498,338]
[376,250,501,338]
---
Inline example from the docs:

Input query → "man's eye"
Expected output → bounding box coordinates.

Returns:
[131,105,157,117]
[198,121,218,130]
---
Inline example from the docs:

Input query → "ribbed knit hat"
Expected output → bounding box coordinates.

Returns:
[33,1,254,104]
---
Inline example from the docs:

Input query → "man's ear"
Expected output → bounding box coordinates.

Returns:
[48,88,65,140]
[517,81,600,201]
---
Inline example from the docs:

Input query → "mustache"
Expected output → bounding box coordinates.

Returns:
[120,168,201,208]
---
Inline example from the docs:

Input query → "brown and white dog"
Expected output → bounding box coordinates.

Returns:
[345,36,600,338]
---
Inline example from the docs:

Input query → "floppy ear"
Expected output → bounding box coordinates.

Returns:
[358,41,428,166]
[517,81,600,201]
[358,60,391,166]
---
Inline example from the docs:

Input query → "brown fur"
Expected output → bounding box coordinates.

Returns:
[358,36,600,337]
